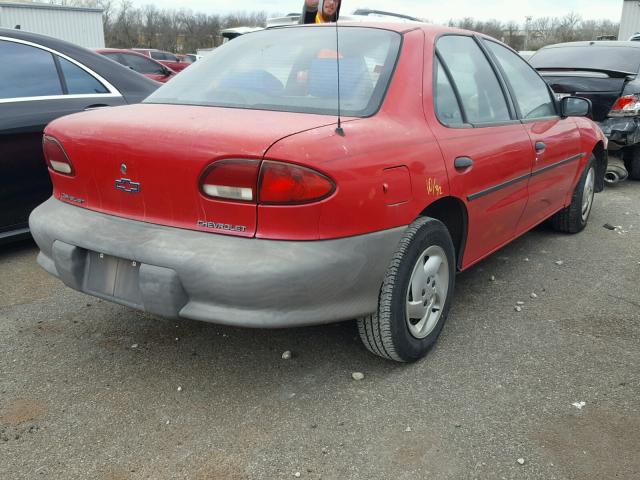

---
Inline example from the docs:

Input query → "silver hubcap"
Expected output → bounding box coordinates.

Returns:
[582,167,595,222]
[405,246,449,339]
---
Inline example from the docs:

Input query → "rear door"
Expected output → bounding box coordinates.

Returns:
[0,38,126,232]
[429,35,535,267]
[483,39,583,229]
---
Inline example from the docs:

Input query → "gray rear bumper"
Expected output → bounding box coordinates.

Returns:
[29,198,405,328]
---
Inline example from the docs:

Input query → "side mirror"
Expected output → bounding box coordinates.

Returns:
[561,96,592,118]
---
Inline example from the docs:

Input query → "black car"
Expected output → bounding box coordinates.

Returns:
[0,28,159,243]
[530,41,640,180]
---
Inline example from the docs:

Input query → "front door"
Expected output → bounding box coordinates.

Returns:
[482,39,583,229]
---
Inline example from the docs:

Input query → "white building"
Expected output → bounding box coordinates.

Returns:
[0,1,104,48]
[619,0,640,40]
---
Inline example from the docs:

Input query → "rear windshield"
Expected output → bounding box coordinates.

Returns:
[530,45,640,74]
[144,26,402,117]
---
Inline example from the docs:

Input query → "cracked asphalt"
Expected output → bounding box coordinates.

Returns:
[1,181,639,480]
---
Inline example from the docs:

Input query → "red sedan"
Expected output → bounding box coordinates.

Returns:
[30,23,607,362]
[96,48,176,83]
[131,48,189,72]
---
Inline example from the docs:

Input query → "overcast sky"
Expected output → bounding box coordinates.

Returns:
[132,0,623,23]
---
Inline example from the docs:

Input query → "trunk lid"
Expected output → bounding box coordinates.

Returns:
[45,103,335,237]
[539,70,629,121]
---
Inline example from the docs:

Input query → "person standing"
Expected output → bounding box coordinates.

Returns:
[301,0,341,24]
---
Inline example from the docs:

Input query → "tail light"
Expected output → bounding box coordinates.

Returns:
[43,136,75,175]
[199,159,335,205]
[259,161,335,205]
[609,94,640,117]
[199,159,260,202]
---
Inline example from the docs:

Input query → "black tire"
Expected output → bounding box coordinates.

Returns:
[607,164,629,182]
[623,147,640,180]
[357,217,456,362]
[550,155,597,234]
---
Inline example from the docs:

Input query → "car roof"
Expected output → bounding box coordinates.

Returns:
[273,21,484,38]
[1,26,93,52]
[97,48,147,55]
[132,48,170,53]
[540,40,640,50]
[96,48,168,64]
[351,9,422,22]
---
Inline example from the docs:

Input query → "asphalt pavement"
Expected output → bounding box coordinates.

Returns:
[1,181,639,480]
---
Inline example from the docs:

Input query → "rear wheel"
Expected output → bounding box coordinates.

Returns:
[357,217,456,362]
[623,146,640,180]
[551,155,596,233]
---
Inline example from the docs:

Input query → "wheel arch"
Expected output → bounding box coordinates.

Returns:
[420,196,468,271]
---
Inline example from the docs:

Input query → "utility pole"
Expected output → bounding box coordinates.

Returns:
[524,16,532,50]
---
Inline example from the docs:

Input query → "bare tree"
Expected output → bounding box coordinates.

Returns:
[555,12,582,42]
[504,21,524,50]
[46,1,619,53]
[452,12,617,50]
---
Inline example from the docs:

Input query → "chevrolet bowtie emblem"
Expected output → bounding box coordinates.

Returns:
[115,178,141,193]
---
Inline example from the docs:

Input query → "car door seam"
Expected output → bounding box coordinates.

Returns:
[530,153,584,177]
[467,153,584,201]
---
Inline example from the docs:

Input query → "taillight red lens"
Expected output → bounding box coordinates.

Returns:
[259,161,335,205]
[43,136,75,176]
[609,94,640,117]
[199,159,260,202]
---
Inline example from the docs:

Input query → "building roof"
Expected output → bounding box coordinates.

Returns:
[0,1,102,13]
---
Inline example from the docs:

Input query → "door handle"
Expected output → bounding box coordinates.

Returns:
[454,157,473,170]
[84,104,109,111]
[535,141,546,153]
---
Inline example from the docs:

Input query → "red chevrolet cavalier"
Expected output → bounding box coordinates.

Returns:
[30,23,607,362]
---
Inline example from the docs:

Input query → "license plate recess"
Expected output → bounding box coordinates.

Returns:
[84,251,143,307]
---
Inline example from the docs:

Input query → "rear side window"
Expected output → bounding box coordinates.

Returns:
[436,35,511,125]
[485,40,556,119]
[151,51,178,62]
[58,57,109,94]
[122,53,165,75]
[434,58,463,125]
[0,40,62,99]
